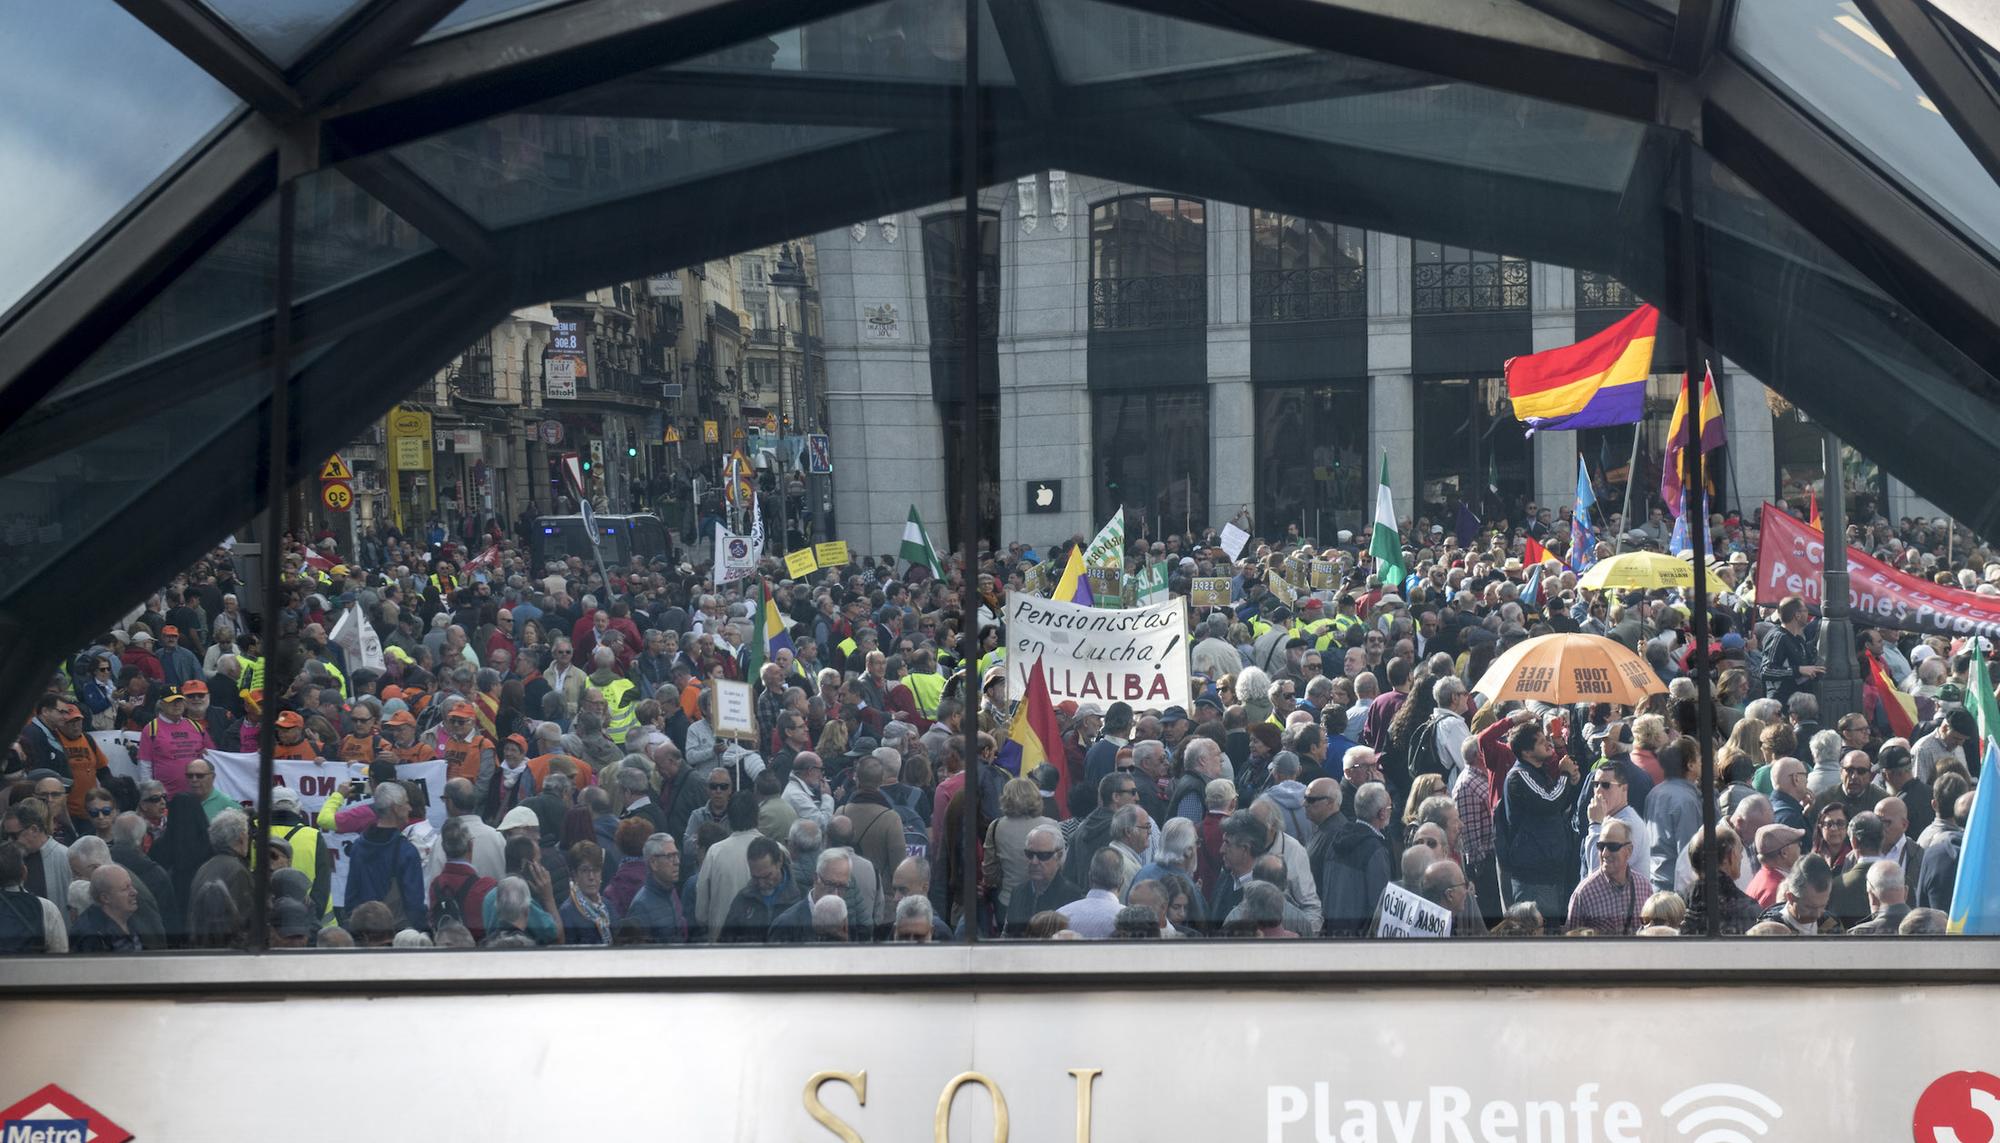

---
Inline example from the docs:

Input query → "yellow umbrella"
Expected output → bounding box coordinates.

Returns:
[1578,550,1694,591]
[1470,632,1664,706]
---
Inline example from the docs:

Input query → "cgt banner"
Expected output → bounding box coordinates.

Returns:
[1755,503,2000,640]
[1004,592,1189,711]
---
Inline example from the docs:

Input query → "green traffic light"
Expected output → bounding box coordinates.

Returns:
[581,460,591,471]
[627,446,638,457]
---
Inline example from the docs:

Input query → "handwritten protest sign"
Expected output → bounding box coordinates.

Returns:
[1004,593,1189,712]
[1376,882,1453,938]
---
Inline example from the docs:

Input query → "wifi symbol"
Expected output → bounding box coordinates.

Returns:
[1660,1083,1784,1143]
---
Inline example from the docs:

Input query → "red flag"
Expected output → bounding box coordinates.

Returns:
[1866,652,1917,740]
[1522,536,1552,566]
[997,656,1071,817]
[1807,488,1822,530]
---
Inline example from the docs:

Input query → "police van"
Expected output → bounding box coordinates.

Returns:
[533,513,672,567]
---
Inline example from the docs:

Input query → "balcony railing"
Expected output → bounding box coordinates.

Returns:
[1088,273,1206,331]
[1251,266,1366,322]
[1413,259,1529,313]
[926,285,1000,343]
[1576,270,1640,311]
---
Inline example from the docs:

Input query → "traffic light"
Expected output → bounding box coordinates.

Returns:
[626,446,638,457]
[581,457,592,471]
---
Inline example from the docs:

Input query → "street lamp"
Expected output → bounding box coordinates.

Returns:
[768,242,816,544]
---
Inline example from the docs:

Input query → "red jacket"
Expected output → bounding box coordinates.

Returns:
[429,862,495,940]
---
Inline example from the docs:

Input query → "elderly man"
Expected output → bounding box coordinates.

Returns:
[1565,819,1650,934]
[1419,859,1475,935]
[838,754,907,898]
[3,801,73,910]
[1205,811,1269,928]
[1322,781,1394,936]
[1248,796,1322,935]
[783,751,835,832]
[1847,857,1914,935]
[1169,738,1227,823]
[1302,777,1348,905]
[1759,853,1840,934]
[1913,710,1975,783]
[1744,823,1805,909]
[1830,751,1891,821]
[1003,824,1081,935]
[1057,849,1130,938]
[344,783,427,931]
[722,836,805,943]
[695,793,762,941]
[888,856,953,942]
[625,833,689,943]
[1579,763,1650,886]
[1106,804,1151,890]
[422,778,506,884]
[0,842,67,953]
[1768,758,1811,830]
[1829,811,1892,927]
[1875,795,1926,895]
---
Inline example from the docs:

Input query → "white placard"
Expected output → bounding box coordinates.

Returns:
[329,603,384,673]
[1003,592,1190,712]
[1375,881,1453,938]
[712,678,756,742]
[546,356,578,399]
[1219,522,1250,561]
[713,523,761,586]
[91,730,143,783]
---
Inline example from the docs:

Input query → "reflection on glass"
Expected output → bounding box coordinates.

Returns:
[0,0,240,318]
[1089,195,1206,330]
[393,116,886,228]
[46,170,433,401]
[419,0,572,42]
[1256,384,1370,538]
[197,0,370,67]
[1732,0,2000,255]
[673,0,1004,84]
[1093,389,1210,537]
[1038,0,1305,82]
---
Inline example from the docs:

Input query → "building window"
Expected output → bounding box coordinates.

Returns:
[1093,389,1209,537]
[1412,243,1528,313]
[1255,382,1370,538]
[1415,377,1531,523]
[1576,269,1639,311]
[1251,212,1366,322]
[1089,195,1206,330]
[921,212,1000,348]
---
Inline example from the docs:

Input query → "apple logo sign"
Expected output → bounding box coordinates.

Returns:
[1026,479,1061,514]
[1035,485,1055,507]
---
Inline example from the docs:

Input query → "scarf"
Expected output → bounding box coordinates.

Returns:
[569,883,611,943]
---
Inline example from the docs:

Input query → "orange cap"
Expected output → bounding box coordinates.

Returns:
[384,711,416,728]
[275,710,304,728]
[177,679,208,697]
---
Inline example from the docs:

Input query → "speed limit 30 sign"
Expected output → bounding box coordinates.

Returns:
[321,481,352,512]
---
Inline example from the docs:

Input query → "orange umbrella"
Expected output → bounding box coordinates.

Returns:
[1470,632,1663,706]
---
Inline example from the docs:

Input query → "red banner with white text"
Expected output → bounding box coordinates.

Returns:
[1755,503,2000,639]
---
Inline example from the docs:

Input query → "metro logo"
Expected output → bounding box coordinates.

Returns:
[3,1121,86,1143]
[0,1086,130,1143]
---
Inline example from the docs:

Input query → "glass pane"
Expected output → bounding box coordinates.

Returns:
[418,0,573,42]
[671,0,1007,84]
[392,116,886,228]
[43,169,434,403]
[1037,0,1307,82]
[0,0,240,319]
[1211,85,1648,193]
[1732,0,2000,256]
[197,0,371,67]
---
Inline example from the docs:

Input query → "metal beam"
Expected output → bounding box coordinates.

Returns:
[1668,0,1730,75]
[539,70,973,131]
[294,0,466,111]
[1703,56,2000,396]
[1521,0,1675,62]
[985,0,1066,121]
[322,0,891,159]
[1853,0,2000,192]
[112,0,302,119]
[0,253,467,477]
[1068,52,1436,122]
[340,154,500,267]
[0,114,278,433]
[1104,0,1659,124]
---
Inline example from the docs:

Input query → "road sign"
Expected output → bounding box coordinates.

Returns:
[702,420,719,443]
[538,419,564,445]
[664,425,681,443]
[321,481,353,512]
[580,497,599,547]
[319,455,352,481]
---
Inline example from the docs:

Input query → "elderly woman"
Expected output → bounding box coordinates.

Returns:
[1129,816,1204,927]
[982,776,1057,911]
[1629,714,1669,786]
[559,840,614,945]
[81,788,118,842]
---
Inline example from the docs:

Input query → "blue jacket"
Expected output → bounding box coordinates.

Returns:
[344,826,428,930]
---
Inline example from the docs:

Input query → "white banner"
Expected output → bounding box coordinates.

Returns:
[329,603,385,673]
[208,752,448,910]
[91,730,142,783]
[1003,592,1189,712]
[1375,882,1453,938]
[545,356,578,399]
[714,522,762,586]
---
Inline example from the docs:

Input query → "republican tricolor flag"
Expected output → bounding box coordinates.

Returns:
[1662,365,1727,511]
[994,655,1071,817]
[1506,304,1656,433]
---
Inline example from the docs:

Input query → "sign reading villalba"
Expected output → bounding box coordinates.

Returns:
[0,1086,131,1143]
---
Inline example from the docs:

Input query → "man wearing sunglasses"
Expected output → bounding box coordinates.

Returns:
[1564,818,1649,935]
[1578,763,1649,887]
[1002,824,1081,937]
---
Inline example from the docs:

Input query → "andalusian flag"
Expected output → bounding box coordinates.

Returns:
[1949,650,2000,933]
[1370,454,1405,588]
[993,655,1071,816]
[1052,545,1093,605]
[1084,507,1126,570]
[746,578,794,680]
[1505,304,1656,433]
[900,505,945,577]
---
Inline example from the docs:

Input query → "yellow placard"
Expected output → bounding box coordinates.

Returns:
[814,541,850,569]
[702,420,719,443]
[1191,577,1231,607]
[785,548,819,578]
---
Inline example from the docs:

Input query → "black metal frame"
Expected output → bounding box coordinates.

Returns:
[1852,0,2000,191]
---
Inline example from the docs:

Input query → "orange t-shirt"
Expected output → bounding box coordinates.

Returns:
[274,736,321,760]
[440,732,493,784]
[526,752,595,788]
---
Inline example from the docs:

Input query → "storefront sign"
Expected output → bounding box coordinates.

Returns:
[1755,502,2000,639]
[1004,592,1190,710]
[9,980,1984,1141]
[546,357,578,399]
[648,273,682,297]
[387,409,431,470]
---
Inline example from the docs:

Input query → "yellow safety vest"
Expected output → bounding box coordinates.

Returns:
[239,655,265,696]
[322,660,347,700]
[277,821,328,916]
[906,671,947,719]
[602,676,639,738]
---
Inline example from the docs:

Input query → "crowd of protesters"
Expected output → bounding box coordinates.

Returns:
[1,492,1988,951]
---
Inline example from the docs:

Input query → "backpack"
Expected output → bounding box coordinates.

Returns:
[429,872,482,930]
[885,785,929,860]
[1407,713,1446,781]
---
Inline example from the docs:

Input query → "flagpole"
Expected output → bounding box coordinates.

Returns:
[1614,420,1643,555]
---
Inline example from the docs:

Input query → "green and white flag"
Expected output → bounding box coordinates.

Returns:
[900,504,945,577]
[1131,560,1171,606]
[1370,454,1406,588]
[1084,507,1126,570]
